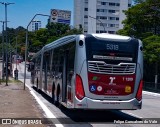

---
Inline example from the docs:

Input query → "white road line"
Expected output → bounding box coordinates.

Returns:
[143,91,160,97]
[21,80,64,127]
[122,91,160,120]
[121,111,143,119]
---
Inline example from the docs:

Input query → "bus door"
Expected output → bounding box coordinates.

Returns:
[62,51,67,102]
[62,41,75,103]
[66,42,76,103]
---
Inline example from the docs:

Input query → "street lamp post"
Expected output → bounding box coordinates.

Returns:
[0,2,14,86]
[0,21,5,80]
[15,36,18,70]
[88,15,106,33]
[23,14,50,90]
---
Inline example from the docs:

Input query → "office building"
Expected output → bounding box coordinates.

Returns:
[74,0,132,34]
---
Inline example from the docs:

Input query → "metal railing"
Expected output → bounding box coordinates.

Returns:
[143,82,160,93]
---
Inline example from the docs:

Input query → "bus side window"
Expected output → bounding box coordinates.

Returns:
[66,42,76,86]
[52,49,59,78]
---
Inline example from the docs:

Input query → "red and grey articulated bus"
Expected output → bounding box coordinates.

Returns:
[30,33,143,110]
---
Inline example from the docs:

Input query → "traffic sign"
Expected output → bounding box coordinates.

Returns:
[50,9,71,24]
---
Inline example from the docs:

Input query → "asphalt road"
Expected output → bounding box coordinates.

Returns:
[17,62,160,127]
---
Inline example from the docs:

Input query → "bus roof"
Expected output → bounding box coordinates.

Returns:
[88,33,132,42]
[43,35,76,52]
[31,33,135,60]
[31,35,77,60]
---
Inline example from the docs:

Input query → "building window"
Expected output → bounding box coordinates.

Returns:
[109,17,116,20]
[96,31,99,33]
[85,0,88,4]
[128,4,131,7]
[116,3,120,6]
[109,3,115,6]
[100,16,107,20]
[84,8,88,11]
[108,10,116,13]
[96,16,100,19]
[108,31,115,34]
[116,17,119,20]
[97,9,107,12]
[109,24,115,27]
[109,3,120,6]
[84,15,88,18]
[100,30,105,33]
[101,2,106,5]
[35,23,38,30]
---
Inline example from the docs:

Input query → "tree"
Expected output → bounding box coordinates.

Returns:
[27,23,82,52]
[143,35,160,83]
[117,0,160,83]
[133,0,145,4]
[0,23,82,56]
[117,0,160,39]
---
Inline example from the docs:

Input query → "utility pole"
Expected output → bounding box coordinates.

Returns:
[15,36,18,69]
[0,21,5,80]
[0,2,14,85]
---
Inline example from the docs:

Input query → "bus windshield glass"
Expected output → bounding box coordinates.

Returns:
[85,36,139,64]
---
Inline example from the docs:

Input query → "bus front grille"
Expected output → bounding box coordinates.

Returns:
[88,61,136,74]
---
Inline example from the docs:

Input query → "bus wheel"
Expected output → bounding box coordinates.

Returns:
[55,85,60,107]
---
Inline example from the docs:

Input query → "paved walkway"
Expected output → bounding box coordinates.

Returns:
[0,62,49,127]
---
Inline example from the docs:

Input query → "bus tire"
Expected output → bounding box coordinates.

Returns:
[55,85,60,107]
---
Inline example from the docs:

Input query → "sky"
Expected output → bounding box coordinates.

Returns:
[0,0,73,31]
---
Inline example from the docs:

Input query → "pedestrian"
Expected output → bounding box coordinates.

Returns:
[14,68,18,80]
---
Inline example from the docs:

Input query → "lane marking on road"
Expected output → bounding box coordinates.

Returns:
[21,80,64,127]
[143,91,160,97]
[121,111,143,119]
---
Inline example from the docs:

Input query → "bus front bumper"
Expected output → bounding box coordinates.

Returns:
[74,97,142,110]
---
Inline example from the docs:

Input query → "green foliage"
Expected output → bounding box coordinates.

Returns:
[133,0,145,4]
[143,35,160,82]
[117,0,160,82]
[0,23,82,57]
[143,35,160,63]
[28,22,82,52]
[117,0,160,39]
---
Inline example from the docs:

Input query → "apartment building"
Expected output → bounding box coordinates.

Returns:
[28,20,41,32]
[74,0,132,34]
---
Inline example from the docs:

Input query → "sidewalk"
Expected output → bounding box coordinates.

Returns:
[0,63,48,127]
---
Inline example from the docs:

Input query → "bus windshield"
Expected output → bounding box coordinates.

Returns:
[85,36,139,64]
